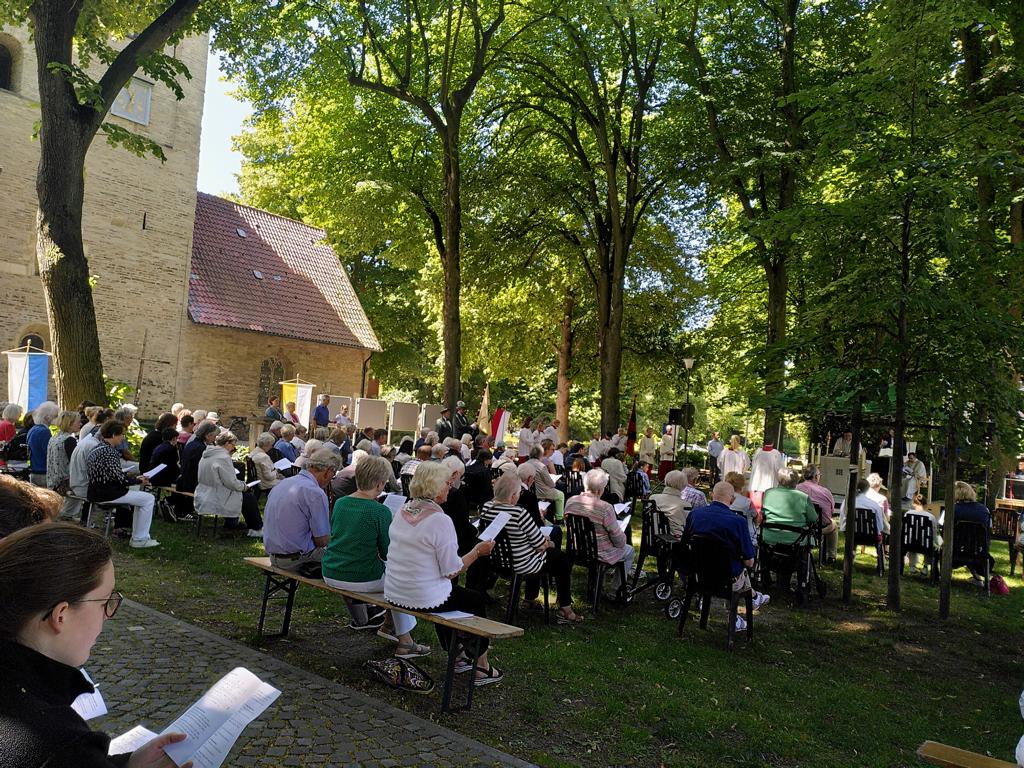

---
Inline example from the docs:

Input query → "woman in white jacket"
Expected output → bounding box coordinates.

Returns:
[195,431,263,536]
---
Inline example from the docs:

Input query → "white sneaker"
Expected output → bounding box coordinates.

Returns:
[247,529,264,538]
[752,592,770,611]
[734,615,747,631]
[130,538,160,549]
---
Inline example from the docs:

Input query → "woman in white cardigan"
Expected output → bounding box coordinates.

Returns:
[195,431,263,536]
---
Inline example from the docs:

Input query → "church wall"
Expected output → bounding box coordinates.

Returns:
[173,324,370,436]
[0,26,207,417]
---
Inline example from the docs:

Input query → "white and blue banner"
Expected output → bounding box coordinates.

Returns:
[5,348,50,411]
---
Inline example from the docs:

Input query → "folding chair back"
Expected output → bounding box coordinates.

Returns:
[564,471,584,498]
[951,520,988,568]
[901,513,934,556]
[689,535,738,598]
[400,474,412,498]
[853,507,879,544]
[490,528,518,577]
[564,513,599,566]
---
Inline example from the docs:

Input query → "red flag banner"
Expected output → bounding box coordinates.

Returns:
[490,407,509,443]
[626,396,637,455]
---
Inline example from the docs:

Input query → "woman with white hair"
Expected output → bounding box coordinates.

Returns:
[27,402,59,487]
[481,472,583,624]
[384,461,502,686]
[865,472,891,534]
[649,470,690,537]
[564,468,634,591]
[250,432,283,491]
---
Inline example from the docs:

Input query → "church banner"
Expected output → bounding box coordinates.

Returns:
[280,379,315,427]
[4,346,50,412]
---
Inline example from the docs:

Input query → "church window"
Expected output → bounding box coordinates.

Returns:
[0,40,14,92]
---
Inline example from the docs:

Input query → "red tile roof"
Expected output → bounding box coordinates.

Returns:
[188,193,381,351]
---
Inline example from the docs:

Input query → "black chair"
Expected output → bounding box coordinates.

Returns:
[949,520,991,595]
[676,534,753,651]
[758,522,825,604]
[900,512,938,582]
[489,466,502,481]
[400,473,412,498]
[489,529,551,625]
[245,457,262,503]
[563,471,584,499]
[564,514,629,614]
[853,507,885,575]
[811,503,827,565]
[631,499,677,598]
[991,506,1021,577]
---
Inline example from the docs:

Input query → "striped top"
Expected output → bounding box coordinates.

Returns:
[480,500,546,575]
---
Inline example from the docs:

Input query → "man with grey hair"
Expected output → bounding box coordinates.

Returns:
[263,448,341,573]
[565,468,634,594]
[431,443,449,460]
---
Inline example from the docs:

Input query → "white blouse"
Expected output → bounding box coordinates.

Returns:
[384,504,464,610]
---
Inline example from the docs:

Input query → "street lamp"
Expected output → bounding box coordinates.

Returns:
[682,357,694,467]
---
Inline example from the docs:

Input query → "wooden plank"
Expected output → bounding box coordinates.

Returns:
[244,557,524,639]
[917,741,1016,768]
[994,498,1024,510]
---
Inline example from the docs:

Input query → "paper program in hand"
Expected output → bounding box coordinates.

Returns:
[477,511,511,542]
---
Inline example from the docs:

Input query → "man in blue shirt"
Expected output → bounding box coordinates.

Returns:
[683,481,769,630]
[263,449,341,572]
[313,394,331,429]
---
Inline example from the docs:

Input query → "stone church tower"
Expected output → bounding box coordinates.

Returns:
[0,27,208,414]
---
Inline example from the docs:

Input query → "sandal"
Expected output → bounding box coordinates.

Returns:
[474,665,504,687]
[453,655,475,674]
[395,641,431,659]
[556,608,584,625]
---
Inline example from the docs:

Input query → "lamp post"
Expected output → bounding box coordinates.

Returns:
[682,357,694,467]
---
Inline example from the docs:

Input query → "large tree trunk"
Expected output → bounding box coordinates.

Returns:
[441,127,463,412]
[596,238,626,435]
[31,2,107,408]
[762,253,788,445]
[556,288,574,443]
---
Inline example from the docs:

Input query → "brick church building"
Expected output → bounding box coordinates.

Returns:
[0,27,379,426]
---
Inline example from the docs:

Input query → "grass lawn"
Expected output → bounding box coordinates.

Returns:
[111,516,1024,768]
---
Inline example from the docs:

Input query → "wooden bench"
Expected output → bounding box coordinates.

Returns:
[917,741,1017,767]
[243,556,523,712]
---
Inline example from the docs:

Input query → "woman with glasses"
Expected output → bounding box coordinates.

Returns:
[195,431,263,537]
[0,522,191,766]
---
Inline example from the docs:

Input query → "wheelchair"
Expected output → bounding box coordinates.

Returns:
[756,521,826,605]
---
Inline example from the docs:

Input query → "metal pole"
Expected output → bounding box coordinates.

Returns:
[683,371,690,468]
[842,401,863,604]
[939,416,957,619]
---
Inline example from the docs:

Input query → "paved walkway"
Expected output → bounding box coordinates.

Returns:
[89,601,534,768]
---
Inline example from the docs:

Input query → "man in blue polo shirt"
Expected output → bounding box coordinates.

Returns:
[683,481,769,630]
[263,448,341,573]
[313,394,331,429]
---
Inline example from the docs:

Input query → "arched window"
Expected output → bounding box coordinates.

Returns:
[0,43,12,91]
[19,333,46,351]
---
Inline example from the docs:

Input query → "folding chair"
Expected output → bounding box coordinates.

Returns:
[489,529,551,625]
[565,514,629,614]
[900,512,938,582]
[853,507,885,575]
[675,534,753,651]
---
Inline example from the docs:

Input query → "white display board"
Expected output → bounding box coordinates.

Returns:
[354,398,387,430]
[420,403,445,432]
[821,455,872,496]
[388,401,420,443]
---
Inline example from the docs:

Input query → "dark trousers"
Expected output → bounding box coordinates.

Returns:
[524,548,574,607]
[226,492,263,530]
[432,585,489,654]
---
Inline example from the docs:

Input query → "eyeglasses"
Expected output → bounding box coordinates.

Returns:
[73,591,124,619]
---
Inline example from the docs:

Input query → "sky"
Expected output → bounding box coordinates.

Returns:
[196,50,251,198]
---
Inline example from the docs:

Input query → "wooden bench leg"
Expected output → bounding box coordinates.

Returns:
[256,572,298,639]
[441,634,484,713]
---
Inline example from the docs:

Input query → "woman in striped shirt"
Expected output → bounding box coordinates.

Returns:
[480,472,583,624]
